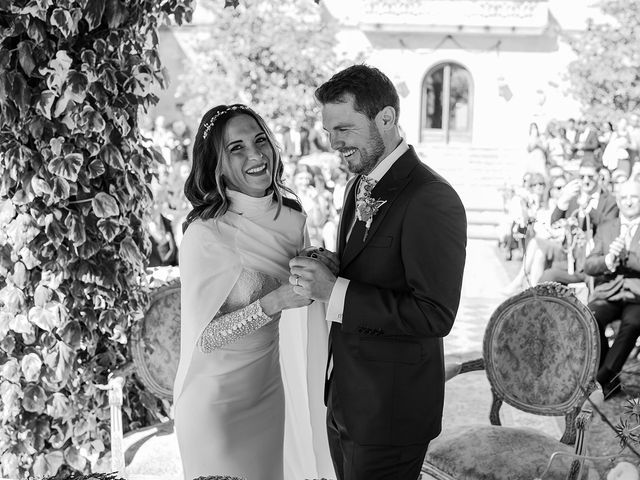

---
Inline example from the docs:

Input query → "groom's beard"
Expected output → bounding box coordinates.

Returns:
[345,122,385,176]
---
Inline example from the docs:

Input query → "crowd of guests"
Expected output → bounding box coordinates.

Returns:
[524,113,640,179]
[501,147,640,398]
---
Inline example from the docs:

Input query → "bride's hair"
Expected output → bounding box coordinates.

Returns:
[184,104,301,228]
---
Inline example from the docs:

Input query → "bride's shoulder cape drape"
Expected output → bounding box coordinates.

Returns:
[173,199,306,401]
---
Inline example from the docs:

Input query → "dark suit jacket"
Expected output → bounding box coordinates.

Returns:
[329,146,467,446]
[584,218,640,303]
[550,189,618,236]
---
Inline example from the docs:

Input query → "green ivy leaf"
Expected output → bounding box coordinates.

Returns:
[83,0,106,30]
[88,159,105,178]
[40,50,72,93]
[0,199,16,224]
[44,213,66,248]
[97,218,120,242]
[10,261,28,288]
[139,390,158,411]
[58,320,83,348]
[0,312,12,338]
[27,18,47,43]
[46,393,70,419]
[21,352,43,382]
[119,235,143,266]
[48,153,83,182]
[1,286,27,314]
[0,334,16,354]
[105,0,127,28]
[49,136,64,156]
[17,41,36,76]
[65,213,86,246]
[51,177,71,201]
[80,49,97,68]
[34,284,52,307]
[50,8,75,38]
[92,192,120,218]
[80,106,105,133]
[9,313,32,335]
[22,384,46,413]
[100,143,125,170]
[28,306,58,332]
[31,175,53,197]
[64,445,86,472]
[64,71,88,103]
[11,72,31,115]
[0,358,20,383]
[78,239,100,259]
[33,451,63,478]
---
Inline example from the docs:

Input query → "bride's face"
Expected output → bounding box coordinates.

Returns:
[221,114,274,198]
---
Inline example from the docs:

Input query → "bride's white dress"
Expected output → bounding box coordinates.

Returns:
[173,191,333,480]
[175,269,284,480]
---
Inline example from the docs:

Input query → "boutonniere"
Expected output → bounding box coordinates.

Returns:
[355,179,386,242]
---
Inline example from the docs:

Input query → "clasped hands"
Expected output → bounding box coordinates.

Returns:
[288,247,339,303]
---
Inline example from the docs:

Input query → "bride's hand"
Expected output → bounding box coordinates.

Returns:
[260,283,312,316]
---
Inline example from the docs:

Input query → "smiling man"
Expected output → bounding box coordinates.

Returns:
[288,65,467,480]
[585,180,640,399]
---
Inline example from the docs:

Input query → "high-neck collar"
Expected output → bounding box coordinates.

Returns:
[226,189,274,217]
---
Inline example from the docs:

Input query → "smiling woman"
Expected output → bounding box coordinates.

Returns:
[174,104,333,480]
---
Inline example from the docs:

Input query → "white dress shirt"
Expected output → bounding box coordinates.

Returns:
[325,139,409,323]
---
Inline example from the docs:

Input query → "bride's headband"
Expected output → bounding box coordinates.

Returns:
[202,105,249,140]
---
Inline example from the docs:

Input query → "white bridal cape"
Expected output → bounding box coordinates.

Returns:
[173,190,333,480]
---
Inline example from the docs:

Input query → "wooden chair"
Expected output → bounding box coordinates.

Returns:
[104,272,181,477]
[422,283,604,480]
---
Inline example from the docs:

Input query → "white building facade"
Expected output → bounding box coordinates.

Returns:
[324,0,600,150]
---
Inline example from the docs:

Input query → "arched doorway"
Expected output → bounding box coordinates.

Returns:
[421,62,473,143]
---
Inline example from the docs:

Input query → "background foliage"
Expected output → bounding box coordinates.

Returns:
[177,0,355,128]
[566,0,640,121]
[0,0,193,477]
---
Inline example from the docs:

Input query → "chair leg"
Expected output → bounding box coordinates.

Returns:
[108,376,126,478]
[489,391,503,426]
[560,407,579,445]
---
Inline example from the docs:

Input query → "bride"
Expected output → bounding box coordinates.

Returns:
[173,104,333,480]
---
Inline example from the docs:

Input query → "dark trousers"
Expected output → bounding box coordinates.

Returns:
[589,299,640,385]
[326,379,429,480]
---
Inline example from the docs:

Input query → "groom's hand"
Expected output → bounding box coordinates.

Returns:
[289,256,336,303]
[299,247,340,276]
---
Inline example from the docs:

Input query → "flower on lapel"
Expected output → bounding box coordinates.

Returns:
[355,178,386,242]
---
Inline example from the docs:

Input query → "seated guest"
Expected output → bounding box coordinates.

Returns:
[502,174,568,294]
[584,180,640,397]
[538,160,619,284]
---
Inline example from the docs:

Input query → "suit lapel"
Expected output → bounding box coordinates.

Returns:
[340,149,418,269]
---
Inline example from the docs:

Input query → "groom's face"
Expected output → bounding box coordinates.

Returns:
[322,93,385,176]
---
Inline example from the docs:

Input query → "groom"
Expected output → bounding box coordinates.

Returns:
[289,65,467,479]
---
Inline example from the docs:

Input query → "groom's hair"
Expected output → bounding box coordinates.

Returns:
[315,64,400,124]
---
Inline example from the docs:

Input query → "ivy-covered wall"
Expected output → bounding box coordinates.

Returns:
[0,0,192,476]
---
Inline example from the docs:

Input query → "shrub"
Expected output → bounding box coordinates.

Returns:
[0,0,192,477]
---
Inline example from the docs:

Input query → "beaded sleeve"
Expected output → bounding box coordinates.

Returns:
[198,299,273,352]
